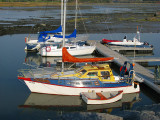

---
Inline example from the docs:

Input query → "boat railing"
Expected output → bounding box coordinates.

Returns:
[18,68,55,78]
[25,36,38,43]
[18,69,33,78]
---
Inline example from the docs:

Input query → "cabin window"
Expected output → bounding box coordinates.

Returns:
[75,67,83,73]
[101,71,110,79]
[87,72,98,76]
[69,82,80,85]
[80,69,87,74]
[66,47,69,49]
[70,47,76,49]
[82,82,92,85]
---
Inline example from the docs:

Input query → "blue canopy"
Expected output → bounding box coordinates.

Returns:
[38,25,62,42]
[38,33,48,42]
[54,29,77,38]
[39,25,62,34]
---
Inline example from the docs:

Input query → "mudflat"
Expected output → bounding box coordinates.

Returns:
[0,3,160,36]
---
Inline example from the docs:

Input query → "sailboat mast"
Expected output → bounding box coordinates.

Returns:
[63,0,66,47]
[62,0,67,72]
[75,0,77,30]
[137,26,140,41]
[74,0,78,41]
[61,0,64,35]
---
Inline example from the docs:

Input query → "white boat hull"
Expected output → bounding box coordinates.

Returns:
[40,46,96,56]
[108,41,144,46]
[24,81,140,96]
[81,91,123,104]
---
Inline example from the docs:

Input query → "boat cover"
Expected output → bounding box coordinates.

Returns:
[38,25,62,42]
[39,25,62,34]
[54,29,76,38]
[62,47,114,63]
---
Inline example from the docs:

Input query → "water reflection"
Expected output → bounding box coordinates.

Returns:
[25,52,58,67]
[25,52,96,68]
[19,93,140,113]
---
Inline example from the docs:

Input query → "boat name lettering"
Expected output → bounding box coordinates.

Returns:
[33,79,50,83]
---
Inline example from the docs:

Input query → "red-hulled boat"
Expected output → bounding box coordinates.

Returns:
[102,38,121,44]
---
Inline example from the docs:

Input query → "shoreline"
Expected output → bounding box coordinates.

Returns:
[0,3,159,36]
[0,2,159,7]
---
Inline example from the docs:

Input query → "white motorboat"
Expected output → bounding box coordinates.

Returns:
[107,35,144,46]
[104,27,152,48]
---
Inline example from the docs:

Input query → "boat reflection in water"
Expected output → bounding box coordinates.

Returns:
[19,92,140,113]
[24,52,59,67]
[25,52,96,68]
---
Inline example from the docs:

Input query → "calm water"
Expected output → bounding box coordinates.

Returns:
[0,33,159,119]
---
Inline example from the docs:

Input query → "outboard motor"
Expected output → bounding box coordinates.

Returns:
[123,36,127,42]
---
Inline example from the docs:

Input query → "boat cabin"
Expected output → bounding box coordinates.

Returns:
[56,64,116,82]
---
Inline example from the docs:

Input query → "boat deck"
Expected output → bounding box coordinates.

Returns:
[88,40,160,94]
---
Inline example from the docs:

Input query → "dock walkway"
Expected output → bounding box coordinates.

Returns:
[88,40,160,94]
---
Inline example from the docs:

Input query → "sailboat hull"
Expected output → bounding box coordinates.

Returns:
[21,78,140,96]
[40,46,96,57]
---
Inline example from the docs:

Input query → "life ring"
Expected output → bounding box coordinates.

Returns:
[46,46,51,52]
[120,66,127,72]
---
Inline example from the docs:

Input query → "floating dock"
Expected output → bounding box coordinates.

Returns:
[109,45,153,52]
[88,40,160,94]
[108,45,153,55]
[131,57,160,62]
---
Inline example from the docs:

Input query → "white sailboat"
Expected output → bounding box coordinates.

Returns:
[39,0,96,57]
[24,0,70,52]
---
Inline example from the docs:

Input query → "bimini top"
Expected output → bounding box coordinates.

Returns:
[62,47,114,63]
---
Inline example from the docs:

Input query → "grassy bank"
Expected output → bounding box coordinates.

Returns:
[0,2,61,7]
[0,2,158,7]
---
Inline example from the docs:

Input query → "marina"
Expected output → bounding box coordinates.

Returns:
[0,1,160,120]
[1,33,160,120]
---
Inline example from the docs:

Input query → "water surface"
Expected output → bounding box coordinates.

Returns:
[0,33,159,119]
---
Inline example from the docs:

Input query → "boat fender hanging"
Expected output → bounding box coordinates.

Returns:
[46,61,51,67]
[120,66,127,72]
[25,37,28,43]
[46,46,51,52]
